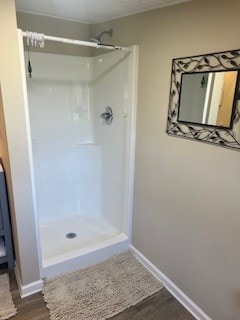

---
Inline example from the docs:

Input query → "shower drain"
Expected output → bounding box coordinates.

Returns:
[66,232,77,239]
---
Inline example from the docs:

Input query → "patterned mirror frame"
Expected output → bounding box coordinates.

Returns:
[166,49,240,151]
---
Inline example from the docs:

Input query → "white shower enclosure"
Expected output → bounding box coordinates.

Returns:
[22,39,138,278]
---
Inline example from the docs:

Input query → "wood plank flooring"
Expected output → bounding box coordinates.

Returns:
[1,266,195,320]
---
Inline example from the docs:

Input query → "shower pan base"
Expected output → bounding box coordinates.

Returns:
[40,214,130,278]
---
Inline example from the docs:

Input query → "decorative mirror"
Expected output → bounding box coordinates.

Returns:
[166,49,240,150]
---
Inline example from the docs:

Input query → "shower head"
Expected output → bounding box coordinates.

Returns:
[90,37,101,45]
[90,29,113,45]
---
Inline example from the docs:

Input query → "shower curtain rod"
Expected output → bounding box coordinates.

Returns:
[21,30,130,52]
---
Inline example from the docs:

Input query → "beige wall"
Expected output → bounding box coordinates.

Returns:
[92,1,240,319]
[0,0,40,286]
[0,86,18,258]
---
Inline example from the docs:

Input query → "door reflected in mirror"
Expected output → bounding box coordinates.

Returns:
[178,70,239,128]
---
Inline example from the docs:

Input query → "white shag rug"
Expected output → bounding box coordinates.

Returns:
[0,274,17,320]
[43,251,164,320]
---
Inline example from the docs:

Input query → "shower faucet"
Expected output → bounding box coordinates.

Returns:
[100,106,113,125]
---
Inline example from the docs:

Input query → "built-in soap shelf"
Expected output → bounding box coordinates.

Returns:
[0,236,6,258]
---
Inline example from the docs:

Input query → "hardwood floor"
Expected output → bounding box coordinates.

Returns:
[1,266,195,320]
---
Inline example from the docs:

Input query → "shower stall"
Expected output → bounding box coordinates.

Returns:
[19,30,138,278]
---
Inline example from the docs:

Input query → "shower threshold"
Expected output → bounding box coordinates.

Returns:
[39,214,130,278]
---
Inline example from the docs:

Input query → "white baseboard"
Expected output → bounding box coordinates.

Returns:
[131,246,212,320]
[14,262,43,298]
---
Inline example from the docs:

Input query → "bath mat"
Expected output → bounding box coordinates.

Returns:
[0,273,17,320]
[43,251,164,320]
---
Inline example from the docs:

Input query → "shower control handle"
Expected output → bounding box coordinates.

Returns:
[100,106,113,125]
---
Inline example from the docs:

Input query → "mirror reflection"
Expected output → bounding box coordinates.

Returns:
[178,70,239,128]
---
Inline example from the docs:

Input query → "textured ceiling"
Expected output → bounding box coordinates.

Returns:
[15,0,191,24]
